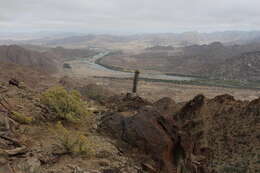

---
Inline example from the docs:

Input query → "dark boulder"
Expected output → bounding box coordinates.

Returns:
[99,106,179,172]
[9,78,19,87]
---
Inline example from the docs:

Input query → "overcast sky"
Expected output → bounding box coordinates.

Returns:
[1,0,260,34]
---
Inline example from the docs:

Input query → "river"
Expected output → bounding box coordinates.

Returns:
[68,52,195,81]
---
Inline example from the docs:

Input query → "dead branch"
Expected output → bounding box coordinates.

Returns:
[0,134,21,147]
[0,146,27,156]
[2,96,13,109]
[0,96,13,113]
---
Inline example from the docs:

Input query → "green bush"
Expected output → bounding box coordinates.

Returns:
[41,86,89,123]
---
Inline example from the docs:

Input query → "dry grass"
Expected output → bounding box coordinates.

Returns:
[50,121,95,157]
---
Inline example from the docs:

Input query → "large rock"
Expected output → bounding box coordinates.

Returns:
[100,106,179,172]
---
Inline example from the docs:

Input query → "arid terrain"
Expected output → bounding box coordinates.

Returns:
[0,31,259,173]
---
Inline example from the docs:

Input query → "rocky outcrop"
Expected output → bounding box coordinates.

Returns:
[99,106,179,172]
[99,94,259,173]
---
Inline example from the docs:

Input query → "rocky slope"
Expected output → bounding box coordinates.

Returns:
[0,63,258,173]
[0,75,145,173]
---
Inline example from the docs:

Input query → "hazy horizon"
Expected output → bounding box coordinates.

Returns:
[1,0,260,34]
[0,29,260,36]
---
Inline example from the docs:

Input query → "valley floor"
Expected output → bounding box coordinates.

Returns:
[91,77,260,102]
[64,59,260,102]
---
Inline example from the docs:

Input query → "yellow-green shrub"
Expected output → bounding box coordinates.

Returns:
[40,87,89,123]
[11,111,33,124]
[51,122,94,156]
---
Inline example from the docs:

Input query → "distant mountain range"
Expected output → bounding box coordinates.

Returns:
[1,31,260,49]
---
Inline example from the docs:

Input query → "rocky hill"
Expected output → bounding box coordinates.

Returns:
[0,45,98,75]
[44,46,97,60]
[216,51,260,81]
[0,45,58,73]
[99,42,260,81]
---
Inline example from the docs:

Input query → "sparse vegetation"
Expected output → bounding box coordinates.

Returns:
[40,86,90,123]
[51,121,94,156]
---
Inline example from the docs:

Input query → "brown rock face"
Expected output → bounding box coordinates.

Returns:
[100,106,179,172]
[153,97,179,117]
[99,94,259,173]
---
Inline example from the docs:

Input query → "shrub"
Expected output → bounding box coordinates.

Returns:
[40,87,89,123]
[11,111,33,124]
[51,122,94,156]
[63,63,72,69]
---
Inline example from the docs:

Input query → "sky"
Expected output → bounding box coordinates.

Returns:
[0,0,260,34]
